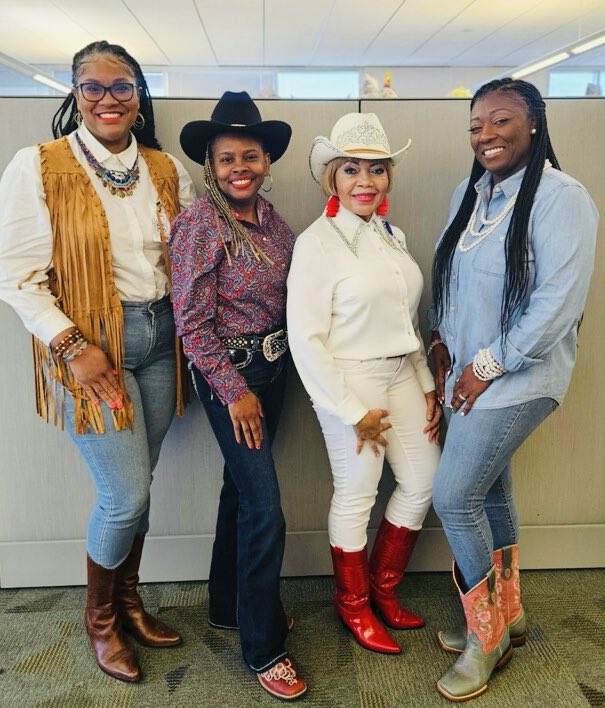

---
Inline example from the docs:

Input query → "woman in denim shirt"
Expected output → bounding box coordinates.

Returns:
[428,79,598,702]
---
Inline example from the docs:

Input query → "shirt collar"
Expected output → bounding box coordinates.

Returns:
[77,123,138,170]
[332,204,374,231]
[232,194,274,227]
[475,165,527,200]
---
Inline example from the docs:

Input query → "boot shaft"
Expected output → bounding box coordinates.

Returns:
[453,564,506,656]
[493,544,523,626]
[369,519,419,592]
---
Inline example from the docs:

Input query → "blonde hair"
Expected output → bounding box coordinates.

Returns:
[320,157,393,196]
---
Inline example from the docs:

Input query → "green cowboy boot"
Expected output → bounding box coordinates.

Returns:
[436,563,513,702]
[438,544,526,653]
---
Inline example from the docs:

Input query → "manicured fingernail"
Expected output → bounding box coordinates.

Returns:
[460,411,465,417]
[109,402,116,409]
[93,399,100,406]
[112,369,118,375]
[116,402,124,410]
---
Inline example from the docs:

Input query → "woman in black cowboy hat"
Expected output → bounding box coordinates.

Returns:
[170,91,307,701]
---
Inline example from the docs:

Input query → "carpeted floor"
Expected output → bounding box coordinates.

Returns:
[0,570,603,707]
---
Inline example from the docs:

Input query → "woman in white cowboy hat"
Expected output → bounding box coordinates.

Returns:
[170,91,306,701]
[287,112,441,654]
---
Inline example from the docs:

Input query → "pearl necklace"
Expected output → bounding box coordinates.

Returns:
[458,159,552,253]
[76,134,140,198]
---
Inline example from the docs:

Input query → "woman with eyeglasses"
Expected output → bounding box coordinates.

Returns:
[0,40,195,682]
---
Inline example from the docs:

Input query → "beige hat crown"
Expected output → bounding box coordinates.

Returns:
[309,112,411,183]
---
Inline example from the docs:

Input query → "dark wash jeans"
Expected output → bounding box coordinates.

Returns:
[191,351,289,672]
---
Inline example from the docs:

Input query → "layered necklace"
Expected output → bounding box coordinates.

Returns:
[458,159,552,253]
[76,134,140,198]
[327,216,415,262]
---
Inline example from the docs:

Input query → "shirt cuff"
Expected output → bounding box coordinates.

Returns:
[32,308,77,346]
[415,366,437,395]
[333,394,369,426]
[489,338,541,373]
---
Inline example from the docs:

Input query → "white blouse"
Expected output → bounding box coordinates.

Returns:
[0,125,196,344]
[287,206,435,425]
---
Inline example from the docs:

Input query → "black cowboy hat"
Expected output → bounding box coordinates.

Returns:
[180,91,292,165]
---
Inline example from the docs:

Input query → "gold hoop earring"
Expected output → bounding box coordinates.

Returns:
[74,111,82,127]
[133,112,145,130]
[261,174,273,193]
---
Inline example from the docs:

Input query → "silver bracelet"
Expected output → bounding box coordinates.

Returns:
[63,339,89,362]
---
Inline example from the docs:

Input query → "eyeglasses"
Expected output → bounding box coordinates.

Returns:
[74,82,140,103]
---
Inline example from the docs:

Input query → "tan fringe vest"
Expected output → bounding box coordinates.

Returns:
[33,136,184,434]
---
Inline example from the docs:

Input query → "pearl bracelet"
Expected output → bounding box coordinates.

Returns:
[472,348,506,381]
[427,338,444,356]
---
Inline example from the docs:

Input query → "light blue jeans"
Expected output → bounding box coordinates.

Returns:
[432,397,558,589]
[64,296,176,569]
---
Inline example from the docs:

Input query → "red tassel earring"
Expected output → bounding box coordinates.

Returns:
[376,196,389,216]
[326,195,340,217]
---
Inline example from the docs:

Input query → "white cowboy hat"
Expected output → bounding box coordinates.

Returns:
[309,112,411,183]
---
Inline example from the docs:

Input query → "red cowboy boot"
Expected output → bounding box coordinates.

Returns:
[369,518,424,629]
[331,545,400,654]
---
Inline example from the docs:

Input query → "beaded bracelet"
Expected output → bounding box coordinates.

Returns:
[53,328,84,357]
[472,348,506,381]
[427,338,444,356]
[63,339,89,362]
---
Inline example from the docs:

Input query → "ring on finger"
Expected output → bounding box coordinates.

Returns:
[457,393,467,401]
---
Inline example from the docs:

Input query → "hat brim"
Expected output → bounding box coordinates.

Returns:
[180,120,292,165]
[308,136,412,183]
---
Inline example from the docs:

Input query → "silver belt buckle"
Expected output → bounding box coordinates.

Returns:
[262,329,288,362]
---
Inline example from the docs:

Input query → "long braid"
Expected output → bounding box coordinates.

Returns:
[432,78,561,351]
[51,40,161,150]
[202,144,273,265]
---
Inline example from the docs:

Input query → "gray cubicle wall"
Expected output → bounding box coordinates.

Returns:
[0,97,603,587]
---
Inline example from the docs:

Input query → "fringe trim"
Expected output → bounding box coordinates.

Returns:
[32,138,186,434]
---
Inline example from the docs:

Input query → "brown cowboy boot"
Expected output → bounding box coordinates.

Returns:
[116,535,182,647]
[84,555,141,682]
[369,518,424,629]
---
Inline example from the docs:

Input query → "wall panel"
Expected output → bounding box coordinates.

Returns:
[0,97,602,586]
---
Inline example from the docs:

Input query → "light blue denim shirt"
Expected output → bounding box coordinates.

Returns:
[430,165,599,408]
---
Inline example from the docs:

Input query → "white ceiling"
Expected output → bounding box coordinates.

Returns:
[1,0,605,70]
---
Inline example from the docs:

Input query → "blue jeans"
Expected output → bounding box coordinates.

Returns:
[432,398,557,589]
[65,296,176,569]
[191,351,289,672]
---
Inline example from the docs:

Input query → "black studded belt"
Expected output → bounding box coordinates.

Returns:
[221,329,288,362]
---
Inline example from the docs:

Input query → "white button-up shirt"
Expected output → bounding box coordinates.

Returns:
[0,125,195,344]
[287,206,435,424]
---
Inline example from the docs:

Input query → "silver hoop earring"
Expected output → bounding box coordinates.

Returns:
[530,128,536,135]
[133,112,145,130]
[261,174,273,193]
[74,111,82,127]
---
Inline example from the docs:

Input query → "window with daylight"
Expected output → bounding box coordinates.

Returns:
[549,70,603,97]
[277,71,359,99]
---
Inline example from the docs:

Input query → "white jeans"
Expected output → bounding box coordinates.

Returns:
[314,355,440,551]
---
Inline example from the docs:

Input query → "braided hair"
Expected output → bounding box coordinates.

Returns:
[432,78,561,347]
[51,40,161,150]
[202,138,273,265]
